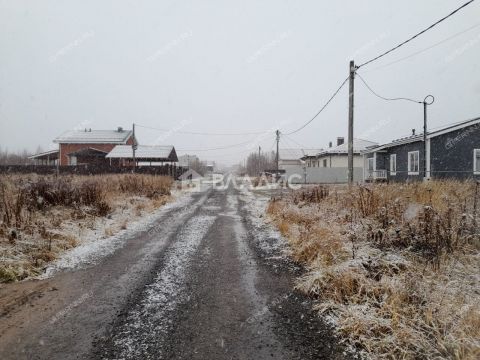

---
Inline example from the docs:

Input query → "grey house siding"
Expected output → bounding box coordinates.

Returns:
[385,141,424,182]
[430,124,480,179]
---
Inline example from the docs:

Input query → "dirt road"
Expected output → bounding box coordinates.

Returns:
[0,181,349,359]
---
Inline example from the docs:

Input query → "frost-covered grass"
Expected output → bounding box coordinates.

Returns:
[0,174,173,282]
[267,181,480,359]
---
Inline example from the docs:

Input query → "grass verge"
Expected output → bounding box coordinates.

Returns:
[267,181,480,359]
[0,174,173,282]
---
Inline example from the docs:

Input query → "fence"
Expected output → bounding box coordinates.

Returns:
[283,166,364,184]
[0,164,187,178]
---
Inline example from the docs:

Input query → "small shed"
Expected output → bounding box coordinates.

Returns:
[106,145,178,166]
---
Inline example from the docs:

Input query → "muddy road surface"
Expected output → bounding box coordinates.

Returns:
[0,181,349,359]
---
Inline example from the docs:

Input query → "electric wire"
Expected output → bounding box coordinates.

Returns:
[177,139,256,152]
[135,123,266,136]
[356,73,423,104]
[357,0,476,68]
[365,21,480,72]
[283,76,349,135]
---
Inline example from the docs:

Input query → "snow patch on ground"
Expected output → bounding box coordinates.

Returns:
[40,190,197,278]
[238,188,287,258]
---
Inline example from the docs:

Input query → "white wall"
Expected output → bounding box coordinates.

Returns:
[283,166,364,184]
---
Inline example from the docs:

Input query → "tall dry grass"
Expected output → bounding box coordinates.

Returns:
[0,174,173,282]
[267,181,480,359]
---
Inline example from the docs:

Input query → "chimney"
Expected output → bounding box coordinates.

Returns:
[117,127,123,132]
[329,141,333,148]
[412,129,416,136]
[337,137,345,146]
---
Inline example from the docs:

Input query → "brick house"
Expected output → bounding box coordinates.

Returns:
[53,127,135,166]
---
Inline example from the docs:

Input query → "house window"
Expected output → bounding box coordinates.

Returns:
[408,151,419,175]
[367,157,374,171]
[474,149,480,174]
[323,159,327,167]
[390,154,397,175]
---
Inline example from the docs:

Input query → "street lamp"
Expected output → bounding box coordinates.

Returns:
[423,95,435,180]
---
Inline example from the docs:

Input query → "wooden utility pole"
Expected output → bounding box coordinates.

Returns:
[347,60,355,185]
[275,130,280,171]
[132,123,136,172]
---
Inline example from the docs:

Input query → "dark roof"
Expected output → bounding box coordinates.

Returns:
[364,116,480,153]
[67,147,109,157]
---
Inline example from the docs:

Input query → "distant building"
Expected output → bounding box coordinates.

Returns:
[303,137,377,168]
[278,139,376,184]
[363,116,480,182]
[53,127,135,166]
[178,154,199,167]
[278,148,323,172]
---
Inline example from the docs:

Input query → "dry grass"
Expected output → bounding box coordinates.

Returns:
[267,181,480,359]
[0,174,173,282]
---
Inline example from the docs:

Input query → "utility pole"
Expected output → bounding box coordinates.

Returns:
[275,130,280,172]
[132,123,136,172]
[423,95,435,180]
[347,60,355,185]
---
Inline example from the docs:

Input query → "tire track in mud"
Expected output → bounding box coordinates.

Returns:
[94,212,217,359]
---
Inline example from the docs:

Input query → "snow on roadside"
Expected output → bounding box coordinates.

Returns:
[238,187,287,258]
[40,187,199,278]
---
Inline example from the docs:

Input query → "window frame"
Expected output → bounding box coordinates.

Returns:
[408,151,420,175]
[367,157,374,171]
[474,149,480,174]
[390,154,397,176]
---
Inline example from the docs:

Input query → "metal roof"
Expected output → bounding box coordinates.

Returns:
[53,129,133,144]
[106,145,177,161]
[363,116,480,154]
[279,148,323,160]
[318,139,377,156]
[28,149,59,159]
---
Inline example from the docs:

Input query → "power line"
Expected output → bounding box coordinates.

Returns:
[284,76,349,135]
[282,133,314,150]
[177,139,257,152]
[357,0,476,68]
[356,73,422,104]
[135,123,266,136]
[366,21,480,72]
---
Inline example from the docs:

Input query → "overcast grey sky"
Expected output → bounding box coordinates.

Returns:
[1,0,479,165]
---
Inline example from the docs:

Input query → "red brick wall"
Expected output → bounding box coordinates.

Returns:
[59,135,134,165]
